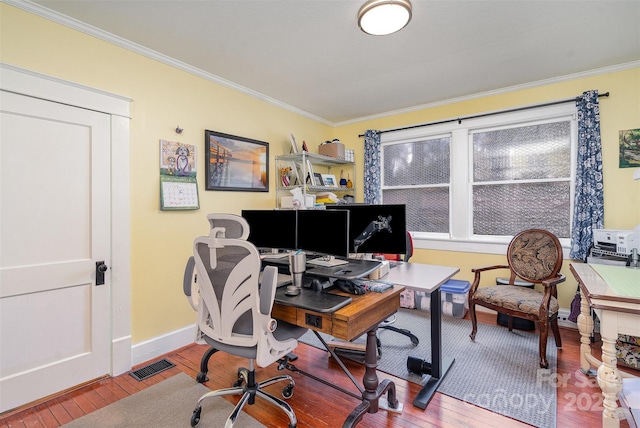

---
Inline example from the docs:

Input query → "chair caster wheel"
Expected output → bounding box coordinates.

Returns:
[282,385,294,399]
[233,368,248,387]
[190,406,201,427]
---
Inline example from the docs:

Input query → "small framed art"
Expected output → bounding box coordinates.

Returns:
[321,174,337,187]
[289,133,299,154]
[205,130,269,192]
[313,173,324,186]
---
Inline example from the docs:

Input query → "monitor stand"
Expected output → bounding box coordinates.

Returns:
[307,256,349,267]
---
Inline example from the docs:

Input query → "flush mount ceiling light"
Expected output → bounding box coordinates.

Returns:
[358,0,412,36]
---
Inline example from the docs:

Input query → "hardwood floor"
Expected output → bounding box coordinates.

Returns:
[0,313,633,427]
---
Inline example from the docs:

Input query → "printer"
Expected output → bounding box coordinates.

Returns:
[593,229,640,255]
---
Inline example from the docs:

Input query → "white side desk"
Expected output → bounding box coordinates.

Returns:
[384,262,460,409]
[570,263,640,428]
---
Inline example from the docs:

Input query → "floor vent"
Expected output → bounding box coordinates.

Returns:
[129,358,175,381]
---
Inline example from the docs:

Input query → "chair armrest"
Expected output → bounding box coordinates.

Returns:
[259,265,278,316]
[542,274,566,288]
[183,256,199,311]
[470,265,510,293]
[471,264,510,273]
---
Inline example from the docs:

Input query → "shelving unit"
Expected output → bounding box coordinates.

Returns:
[276,152,355,208]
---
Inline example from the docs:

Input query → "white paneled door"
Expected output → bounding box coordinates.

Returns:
[0,90,111,412]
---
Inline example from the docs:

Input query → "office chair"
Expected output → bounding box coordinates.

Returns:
[184,214,253,382]
[468,229,566,368]
[378,231,419,346]
[187,214,307,427]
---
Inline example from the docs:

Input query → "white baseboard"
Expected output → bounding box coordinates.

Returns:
[476,305,577,329]
[557,308,577,329]
[128,307,577,368]
[131,324,197,366]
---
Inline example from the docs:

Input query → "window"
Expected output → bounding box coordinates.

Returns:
[380,104,576,253]
[382,136,450,234]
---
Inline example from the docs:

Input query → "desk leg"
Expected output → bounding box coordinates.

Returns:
[343,329,399,428]
[598,311,624,428]
[578,289,596,376]
[409,287,455,410]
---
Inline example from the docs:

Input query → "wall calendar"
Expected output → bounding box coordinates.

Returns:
[160,175,199,210]
[159,140,199,210]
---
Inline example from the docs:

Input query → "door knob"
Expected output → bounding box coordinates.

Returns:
[96,261,108,285]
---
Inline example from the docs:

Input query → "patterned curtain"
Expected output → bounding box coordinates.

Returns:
[363,130,381,204]
[570,90,604,260]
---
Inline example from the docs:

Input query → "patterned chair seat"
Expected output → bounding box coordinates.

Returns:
[617,335,640,371]
[474,286,559,317]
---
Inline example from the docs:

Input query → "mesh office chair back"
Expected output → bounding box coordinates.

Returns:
[187,214,307,427]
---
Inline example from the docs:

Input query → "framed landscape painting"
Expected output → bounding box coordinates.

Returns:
[205,130,269,191]
[619,128,640,168]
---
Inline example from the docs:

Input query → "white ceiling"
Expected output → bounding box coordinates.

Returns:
[20,0,640,124]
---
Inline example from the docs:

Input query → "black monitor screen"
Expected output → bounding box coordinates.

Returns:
[297,210,350,259]
[327,204,407,255]
[241,210,297,251]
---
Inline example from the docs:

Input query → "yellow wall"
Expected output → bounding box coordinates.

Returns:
[1,4,332,341]
[334,67,640,307]
[2,4,639,343]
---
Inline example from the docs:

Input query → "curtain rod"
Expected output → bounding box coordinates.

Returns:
[358,92,610,137]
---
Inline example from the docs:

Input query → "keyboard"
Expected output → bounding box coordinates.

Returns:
[351,279,394,293]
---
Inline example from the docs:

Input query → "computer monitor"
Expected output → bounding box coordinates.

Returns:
[241,209,297,251]
[326,204,407,255]
[296,209,350,260]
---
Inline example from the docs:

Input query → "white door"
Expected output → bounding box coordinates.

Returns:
[0,90,111,412]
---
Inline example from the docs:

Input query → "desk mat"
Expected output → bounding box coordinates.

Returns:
[591,264,640,297]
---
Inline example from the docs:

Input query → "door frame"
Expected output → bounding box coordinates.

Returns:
[0,62,132,376]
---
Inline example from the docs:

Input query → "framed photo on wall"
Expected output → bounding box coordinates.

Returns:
[205,130,269,192]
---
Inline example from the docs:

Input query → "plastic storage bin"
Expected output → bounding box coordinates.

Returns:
[414,279,471,318]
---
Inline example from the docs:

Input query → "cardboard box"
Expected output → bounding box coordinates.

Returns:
[400,290,416,309]
[318,142,345,159]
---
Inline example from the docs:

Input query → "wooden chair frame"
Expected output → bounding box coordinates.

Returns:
[468,229,566,368]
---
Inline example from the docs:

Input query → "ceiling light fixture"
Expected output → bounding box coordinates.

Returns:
[358,0,412,36]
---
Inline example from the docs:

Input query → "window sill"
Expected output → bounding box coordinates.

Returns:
[413,235,571,257]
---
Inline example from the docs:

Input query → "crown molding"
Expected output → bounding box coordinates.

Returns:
[6,0,638,128]
[4,0,332,126]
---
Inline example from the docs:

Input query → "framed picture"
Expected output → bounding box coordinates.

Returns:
[313,173,324,186]
[305,160,315,185]
[321,174,337,187]
[205,130,269,192]
[292,161,305,185]
[619,128,640,168]
[289,133,299,154]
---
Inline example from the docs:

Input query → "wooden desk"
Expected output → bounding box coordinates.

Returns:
[385,262,460,409]
[273,285,404,427]
[570,263,640,428]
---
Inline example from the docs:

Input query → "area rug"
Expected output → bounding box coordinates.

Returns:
[299,308,557,428]
[62,372,265,428]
